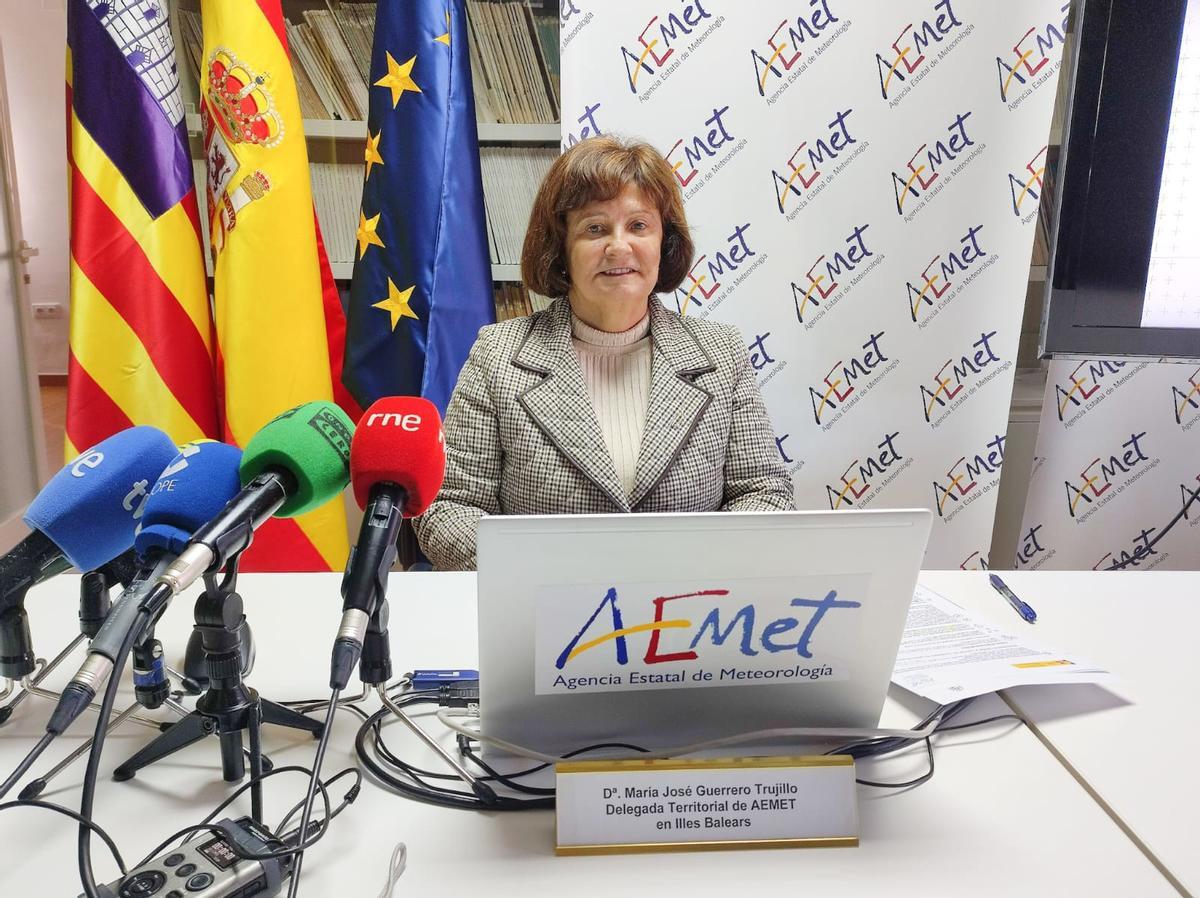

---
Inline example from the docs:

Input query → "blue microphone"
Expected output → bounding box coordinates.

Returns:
[0,426,178,680]
[49,440,244,735]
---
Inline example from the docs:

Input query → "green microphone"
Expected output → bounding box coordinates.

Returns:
[158,401,354,597]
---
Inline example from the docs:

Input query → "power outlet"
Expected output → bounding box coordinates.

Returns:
[32,303,64,319]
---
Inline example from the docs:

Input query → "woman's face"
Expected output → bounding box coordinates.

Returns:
[564,184,662,331]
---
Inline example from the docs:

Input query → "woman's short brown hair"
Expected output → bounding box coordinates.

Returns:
[521,136,694,299]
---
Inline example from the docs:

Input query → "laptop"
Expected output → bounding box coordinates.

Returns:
[475,509,933,760]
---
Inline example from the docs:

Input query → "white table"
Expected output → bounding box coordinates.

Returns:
[921,570,1199,897]
[0,572,1182,896]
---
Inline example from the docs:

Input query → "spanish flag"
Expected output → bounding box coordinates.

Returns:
[199,0,355,571]
[66,0,219,456]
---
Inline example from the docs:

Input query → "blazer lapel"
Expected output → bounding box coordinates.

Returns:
[514,299,630,511]
[628,302,717,508]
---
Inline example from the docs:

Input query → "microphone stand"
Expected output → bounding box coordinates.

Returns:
[0,557,163,730]
[110,558,323,823]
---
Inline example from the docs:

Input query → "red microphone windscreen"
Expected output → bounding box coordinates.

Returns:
[350,397,446,515]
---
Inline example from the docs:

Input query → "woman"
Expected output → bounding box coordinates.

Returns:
[414,136,794,570]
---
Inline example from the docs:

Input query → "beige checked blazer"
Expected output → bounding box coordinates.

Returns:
[413,298,795,570]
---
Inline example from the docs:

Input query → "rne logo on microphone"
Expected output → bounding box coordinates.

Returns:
[367,412,424,432]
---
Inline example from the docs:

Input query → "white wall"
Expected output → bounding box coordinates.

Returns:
[0,0,69,375]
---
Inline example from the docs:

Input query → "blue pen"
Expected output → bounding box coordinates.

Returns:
[989,573,1037,623]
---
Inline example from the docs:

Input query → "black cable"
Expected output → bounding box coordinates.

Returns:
[78,605,151,898]
[355,706,555,811]
[856,738,935,790]
[0,731,55,800]
[0,799,127,873]
[285,687,341,898]
[937,713,1024,733]
[275,767,362,837]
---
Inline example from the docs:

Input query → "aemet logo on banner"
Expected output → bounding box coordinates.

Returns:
[905,224,996,328]
[931,434,1005,522]
[1014,522,1055,570]
[918,330,1011,428]
[875,0,973,106]
[620,0,725,103]
[824,431,912,510]
[750,1,851,106]
[1093,524,1169,572]
[808,331,899,432]
[1064,432,1160,523]
[1172,366,1200,429]
[1007,144,1047,223]
[562,101,603,151]
[560,0,594,52]
[535,577,866,694]
[1183,474,1200,529]
[995,3,1070,108]
[958,550,989,571]
[791,222,884,329]
[747,331,788,391]
[771,109,867,221]
[1054,359,1147,427]
[672,222,765,317]
[664,104,747,202]
[891,111,985,221]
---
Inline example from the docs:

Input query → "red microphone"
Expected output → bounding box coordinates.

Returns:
[331,397,446,689]
[349,397,446,514]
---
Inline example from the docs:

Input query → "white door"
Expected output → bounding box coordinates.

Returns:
[0,39,48,542]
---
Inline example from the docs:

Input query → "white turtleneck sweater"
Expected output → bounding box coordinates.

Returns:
[570,312,653,499]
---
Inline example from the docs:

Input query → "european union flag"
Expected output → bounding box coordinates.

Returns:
[343,0,495,415]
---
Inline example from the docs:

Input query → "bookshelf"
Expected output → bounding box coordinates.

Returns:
[172,0,560,320]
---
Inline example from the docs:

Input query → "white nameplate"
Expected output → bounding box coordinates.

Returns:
[555,756,858,855]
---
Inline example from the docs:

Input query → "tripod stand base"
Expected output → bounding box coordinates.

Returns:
[112,698,319,783]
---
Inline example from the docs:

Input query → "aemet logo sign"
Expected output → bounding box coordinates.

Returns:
[824,431,911,510]
[995,3,1070,108]
[791,222,883,329]
[1054,359,1146,427]
[1007,144,1047,221]
[620,0,725,102]
[891,111,984,221]
[750,0,851,105]
[918,329,1010,428]
[672,222,765,316]
[875,0,972,106]
[771,109,866,220]
[664,104,747,202]
[808,331,898,431]
[534,577,866,694]
[904,224,995,328]
[1172,367,1200,429]
[1064,431,1159,522]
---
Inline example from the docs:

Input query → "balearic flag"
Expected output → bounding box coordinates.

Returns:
[66,0,219,458]
[199,0,355,571]
[343,0,495,415]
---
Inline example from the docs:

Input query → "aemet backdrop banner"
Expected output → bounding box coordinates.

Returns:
[560,0,1066,567]
[1015,360,1200,571]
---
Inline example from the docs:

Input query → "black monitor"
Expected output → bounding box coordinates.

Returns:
[1041,0,1200,360]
